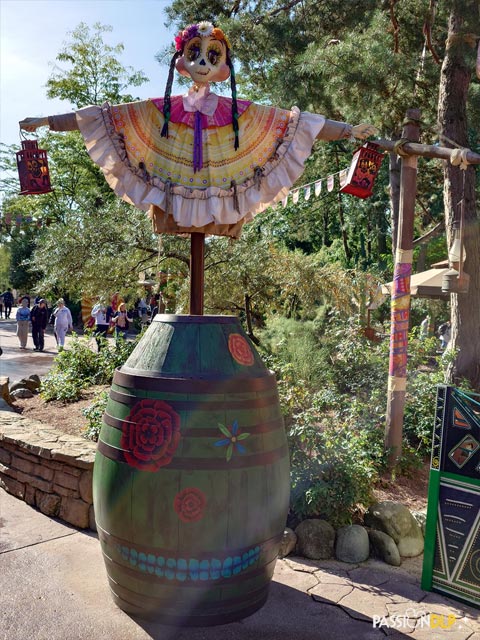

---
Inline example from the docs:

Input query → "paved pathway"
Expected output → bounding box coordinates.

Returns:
[0,313,61,381]
[1,489,479,640]
[0,312,94,382]
[0,315,479,639]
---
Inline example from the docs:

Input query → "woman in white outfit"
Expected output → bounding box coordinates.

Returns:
[91,300,109,350]
[53,298,73,350]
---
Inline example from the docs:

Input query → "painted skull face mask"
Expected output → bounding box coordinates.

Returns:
[177,35,229,85]
[177,36,230,84]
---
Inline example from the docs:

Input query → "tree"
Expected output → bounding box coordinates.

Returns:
[0,22,158,300]
[46,22,148,108]
[164,2,480,392]
[438,2,480,388]
[164,1,447,260]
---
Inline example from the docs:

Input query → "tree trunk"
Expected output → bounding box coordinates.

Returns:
[334,148,351,263]
[244,293,260,345]
[438,9,480,389]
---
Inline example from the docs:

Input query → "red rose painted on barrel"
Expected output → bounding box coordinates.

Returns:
[173,487,206,523]
[228,333,254,366]
[120,399,181,472]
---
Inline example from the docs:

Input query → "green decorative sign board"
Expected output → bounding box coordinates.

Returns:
[422,385,480,607]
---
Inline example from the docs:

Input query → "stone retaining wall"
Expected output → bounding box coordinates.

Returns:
[0,407,97,530]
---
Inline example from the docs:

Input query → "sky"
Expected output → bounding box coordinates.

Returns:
[0,0,182,147]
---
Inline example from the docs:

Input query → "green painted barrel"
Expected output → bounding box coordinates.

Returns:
[93,314,290,626]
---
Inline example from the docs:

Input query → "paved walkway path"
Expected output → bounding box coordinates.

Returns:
[1,489,479,640]
[0,311,76,381]
[0,315,478,639]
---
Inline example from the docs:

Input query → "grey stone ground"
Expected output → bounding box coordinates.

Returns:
[1,318,479,640]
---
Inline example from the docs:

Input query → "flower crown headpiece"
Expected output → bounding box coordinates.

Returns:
[174,21,231,52]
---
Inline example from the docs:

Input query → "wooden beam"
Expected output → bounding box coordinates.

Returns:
[385,109,421,466]
[189,233,205,315]
[376,139,480,164]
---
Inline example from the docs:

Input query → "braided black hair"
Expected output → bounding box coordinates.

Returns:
[227,50,239,151]
[161,51,180,138]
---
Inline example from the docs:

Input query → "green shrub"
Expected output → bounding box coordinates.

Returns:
[83,389,109,442]
[259,316,325,387]
[259,312,447,526]
[289,422,380,527]
[40,330,142,403]
[40,370,87,403]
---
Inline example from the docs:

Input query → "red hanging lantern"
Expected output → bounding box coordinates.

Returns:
[340,142,384,199]
[16,140,53,195]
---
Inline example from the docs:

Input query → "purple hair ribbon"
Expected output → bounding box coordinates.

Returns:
[193,110,203,172]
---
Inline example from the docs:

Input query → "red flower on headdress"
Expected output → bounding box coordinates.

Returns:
[174,34,184,51]
[120,399,181,472]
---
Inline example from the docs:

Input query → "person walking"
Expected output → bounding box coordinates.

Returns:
[0,293,4,319]
[91,300,109,350]
[112,302,132,341]
[1,288,14,319]
[15,298,31,349]
[30,298,49,351]
[438,320,451,350]
[137,297,149,326]
[419,315,430,340]
[53,298,73,351]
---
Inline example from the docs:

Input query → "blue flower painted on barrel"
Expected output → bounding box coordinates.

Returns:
[214,420,250,461]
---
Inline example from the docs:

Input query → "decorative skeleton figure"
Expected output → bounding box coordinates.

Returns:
[20,21,377,237]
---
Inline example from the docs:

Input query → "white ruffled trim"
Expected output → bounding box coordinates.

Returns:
[76,103,325,228]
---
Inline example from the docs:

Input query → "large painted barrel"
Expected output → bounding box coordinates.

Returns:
[93,315,290,626]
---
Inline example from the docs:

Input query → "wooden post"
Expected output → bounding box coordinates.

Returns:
[189,232,205,315]
[385,109,421,466]
[375,138,480,165]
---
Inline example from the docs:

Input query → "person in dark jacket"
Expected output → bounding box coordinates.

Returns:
[30,298,49,351]
[1,288,14,319]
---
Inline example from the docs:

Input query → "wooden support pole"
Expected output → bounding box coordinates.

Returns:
[189,232,205,315]
[385,109,421,466]
[375,139,480,165]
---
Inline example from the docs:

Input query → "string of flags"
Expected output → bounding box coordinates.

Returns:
[280,168,349,208]
[279,142,385,206]
[0,214,51,229]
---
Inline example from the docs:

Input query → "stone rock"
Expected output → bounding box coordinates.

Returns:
[295,519,335,560]
[10,388,35,399]
[278,527,297,558]
[27,374,41,387]
[10,378,39,393]
[368,529,401,566]
[335,525,369,563]
[411,510,427,537]
[364,501,424,558]
[0,375,15,407]
[89,505,97,532]
[397,532,424,558]
[78,470,93,504]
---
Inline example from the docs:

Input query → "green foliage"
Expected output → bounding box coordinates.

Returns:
[83,389,109,442]
[289,423,380,528]
[40,331,141,403]
[46,22,148,108]
[258,311,446,526]
[40,370,87,403]
[0,245,10,287]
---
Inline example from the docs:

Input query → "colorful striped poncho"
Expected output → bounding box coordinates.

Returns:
[76,87,325,237]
